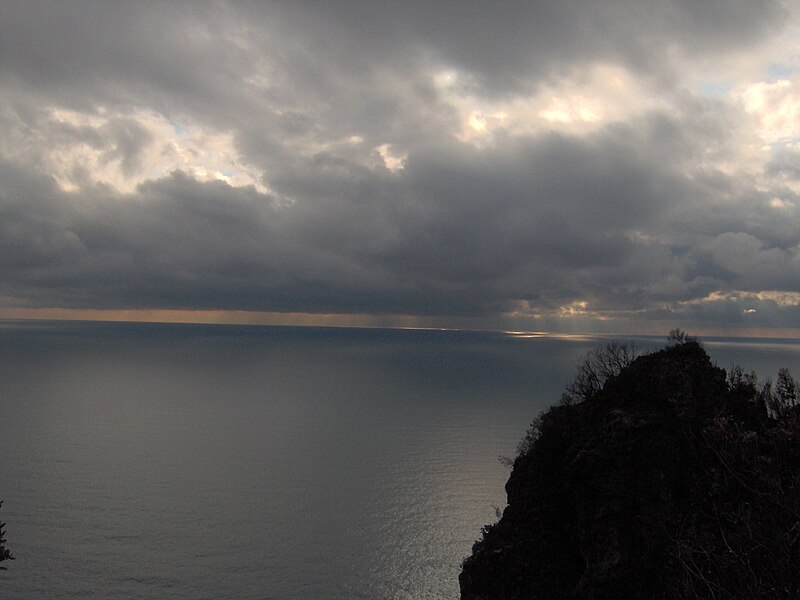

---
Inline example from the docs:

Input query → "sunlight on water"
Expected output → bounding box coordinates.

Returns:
[0,322,796,598]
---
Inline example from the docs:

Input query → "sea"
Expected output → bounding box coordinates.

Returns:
[0,320,798,599]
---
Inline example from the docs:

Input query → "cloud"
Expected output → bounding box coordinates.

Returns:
[0,112,765,317]
[1,1,799,332]
[701,232,800,290]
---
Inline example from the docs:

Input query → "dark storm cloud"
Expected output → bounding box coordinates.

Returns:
[0,0,798,328]
[1,110,782,317]
[257,0,785,95]
[0,0,785,188]
[661,293,800,331]
[0,1,785,144]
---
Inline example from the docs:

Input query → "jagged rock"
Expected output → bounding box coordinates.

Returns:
[460,342,800,599]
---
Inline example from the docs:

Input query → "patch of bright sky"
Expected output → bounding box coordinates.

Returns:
[770,197,795,209]
[375,143,406,172]
[505,299,543,320]
[4,107,267,194]
[699,81,733,98]
[682,11,800,138]
[504,298,614,323]
[686,290,800,308]
[675,13,800,197]
[768,63,797,82]
[156,121,268,193]
[732,73,800,193]
[434,64,668,145]
[738,78,800,142]
[558,300,591,317]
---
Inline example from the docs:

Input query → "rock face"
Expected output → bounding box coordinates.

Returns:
[460,341,800,599]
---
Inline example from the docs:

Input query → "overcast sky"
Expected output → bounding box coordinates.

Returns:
[2,1,800,335]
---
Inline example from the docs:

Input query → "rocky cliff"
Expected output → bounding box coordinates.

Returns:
[460,340,800,599]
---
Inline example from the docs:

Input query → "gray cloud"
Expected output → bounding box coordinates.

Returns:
[0,110,782,316]
[0,1,799,330]
[256,1,786,94]
[0,1,786,145]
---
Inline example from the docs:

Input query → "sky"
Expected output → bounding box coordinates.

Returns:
[2,1,800,336]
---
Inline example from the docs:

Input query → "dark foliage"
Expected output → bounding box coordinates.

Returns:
[461,336,800,599]
[562,341,640,405]
[0,501,13,569]
[667,328,699,346]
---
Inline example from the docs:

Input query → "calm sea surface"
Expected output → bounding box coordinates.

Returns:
[1,321,798,599]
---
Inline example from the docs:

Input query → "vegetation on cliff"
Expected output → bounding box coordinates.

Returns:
[460,332,800,599]
[0,501,13,569]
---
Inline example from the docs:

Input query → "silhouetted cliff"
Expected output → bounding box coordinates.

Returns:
[460,339,800,599]
[0,500,13,569]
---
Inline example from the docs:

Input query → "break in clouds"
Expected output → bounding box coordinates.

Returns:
[1,1,800,332]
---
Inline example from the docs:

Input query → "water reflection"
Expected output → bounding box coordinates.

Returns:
[0,322,796,599]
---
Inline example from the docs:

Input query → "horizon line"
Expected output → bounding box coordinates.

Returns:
[1,307,799,341]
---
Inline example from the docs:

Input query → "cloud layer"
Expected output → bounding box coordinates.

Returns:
[2,1,800,332]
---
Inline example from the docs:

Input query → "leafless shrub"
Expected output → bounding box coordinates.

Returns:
[665,417,800,599]
[564,341,640,404]
[668,329,699,346]
[0,501,13,569]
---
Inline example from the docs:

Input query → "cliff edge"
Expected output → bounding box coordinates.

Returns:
[460,339,800,599]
